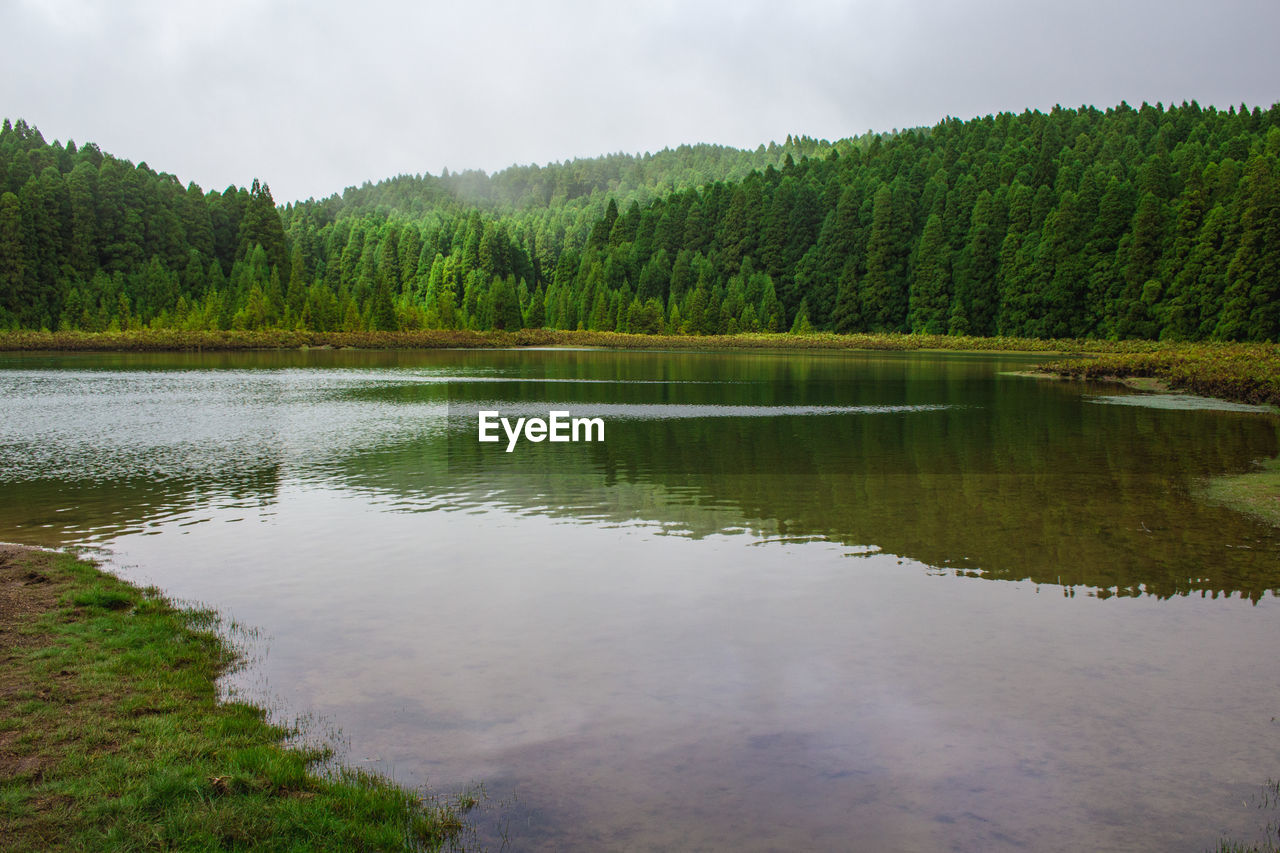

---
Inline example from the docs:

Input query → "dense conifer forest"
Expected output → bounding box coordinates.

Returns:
[2,101,1278,341]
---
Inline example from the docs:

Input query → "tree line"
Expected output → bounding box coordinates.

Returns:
[2,101,1277,341]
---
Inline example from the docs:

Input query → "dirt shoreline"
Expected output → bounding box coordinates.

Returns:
[0,545,64,790]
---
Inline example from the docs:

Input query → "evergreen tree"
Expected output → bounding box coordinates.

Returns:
[489,275,523,331]
[2,105,1279,341]
[236,179,289,278]
[831,260,861,333]
[907,213,950,334]
[0,191,29,323]
[1227,155,1280,340]
[861,185,907,331]
[524,285,546,329]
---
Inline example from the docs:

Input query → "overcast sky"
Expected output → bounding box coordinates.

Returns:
[4,0,1278,203]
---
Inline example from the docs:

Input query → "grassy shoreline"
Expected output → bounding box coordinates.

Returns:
[0,326,1202,355]
[1038,347,1280,409]
[0,545,470,852]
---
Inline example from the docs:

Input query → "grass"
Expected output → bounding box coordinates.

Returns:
[1217,779,1280,852]
[1200,457,1280,528]
[0,545,472,852]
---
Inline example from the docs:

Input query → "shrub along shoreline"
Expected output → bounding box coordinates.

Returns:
[0,544,472,852]
[1038,347,1280,408]
[0,327,1118,353]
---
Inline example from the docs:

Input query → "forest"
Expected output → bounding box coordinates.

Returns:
[1,100,1278,342]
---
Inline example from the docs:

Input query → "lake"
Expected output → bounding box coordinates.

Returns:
[2,347,1278,851]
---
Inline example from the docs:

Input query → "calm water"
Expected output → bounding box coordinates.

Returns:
[2,348,1279,851]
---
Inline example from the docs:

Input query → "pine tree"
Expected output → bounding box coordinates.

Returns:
[861,185,906,331]
[832,260,861,333]
[236,179,289,278]
[489,275,523,331]
[0,191,29,321]
[66,161,98,278]
[949,189,1001,336]
[587,199,618,249]
[907,214,950,334]
[1217,155,1280,340]
[789,299,814,333]
[524,285,546,329]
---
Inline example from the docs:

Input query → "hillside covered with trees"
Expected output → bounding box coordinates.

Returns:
[1,101,1278,341]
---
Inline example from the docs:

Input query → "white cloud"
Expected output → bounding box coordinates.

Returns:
[3,0,1277,202]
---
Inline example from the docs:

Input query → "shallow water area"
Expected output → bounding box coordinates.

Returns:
[1,347,1278,851]
[1086,391,1275,412]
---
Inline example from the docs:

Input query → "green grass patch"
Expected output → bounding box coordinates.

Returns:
[0,547,471,851]
[1200,457,1280,528]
